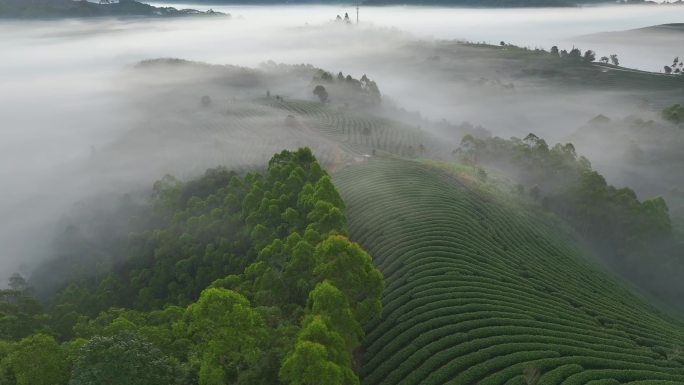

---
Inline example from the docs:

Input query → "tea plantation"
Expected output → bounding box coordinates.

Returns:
[334,157,684,385]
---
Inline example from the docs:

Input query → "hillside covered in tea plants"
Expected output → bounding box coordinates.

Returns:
[3,52,684,385]
[335,157,684,385]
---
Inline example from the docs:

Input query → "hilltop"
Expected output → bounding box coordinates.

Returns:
[639,23,684,33]
[579,23,684,40]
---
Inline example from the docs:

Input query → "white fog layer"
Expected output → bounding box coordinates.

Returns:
[153,3,684,71]
[0,4,683,278]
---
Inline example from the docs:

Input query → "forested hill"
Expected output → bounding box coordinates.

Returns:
[0,148,382,385]
[0,0,223,19]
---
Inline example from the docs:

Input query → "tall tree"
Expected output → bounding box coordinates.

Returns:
[279,341,342,385]
[2,334,69,385]
[185,288,266,385]
[314,236,383,324]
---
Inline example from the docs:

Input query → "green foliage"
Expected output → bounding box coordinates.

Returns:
[7,148,381,385]
[185,288,266,385]
[314,236,384,324]
[282,295,363,385]
[314,176,345,210]
[274,239,378,385]
[279,341,343,385]
[0,288,47,340]
[1,334,69,385]
[454,133,674,266]
[662,104,683,124]
[335,157,684,385]
[310,71,382,105]
[69,331,180,385]
[308,281,362,351]
[306,201,347,237]
[297,315,348,366]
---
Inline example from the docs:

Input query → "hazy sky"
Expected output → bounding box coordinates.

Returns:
[151,3,684,70]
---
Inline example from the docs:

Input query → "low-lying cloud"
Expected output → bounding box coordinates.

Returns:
[0,4,683,282]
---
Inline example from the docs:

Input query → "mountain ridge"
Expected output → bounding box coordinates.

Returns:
[0,0,224,19]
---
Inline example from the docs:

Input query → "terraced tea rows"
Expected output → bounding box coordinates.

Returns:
[334,157,684,385]
[259,98,425,156]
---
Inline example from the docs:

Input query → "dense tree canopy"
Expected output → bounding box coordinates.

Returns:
[0,148,382,385]
[1,334,70,385]
[185,288,266,385]
[69,332,179,385]
[456,133,672,250]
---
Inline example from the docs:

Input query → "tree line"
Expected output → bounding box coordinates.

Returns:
[311,70,381,105]
[454,133,684,304]
[549,45,619,65]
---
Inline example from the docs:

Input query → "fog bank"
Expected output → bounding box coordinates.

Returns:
[155,3,684,71]
[0,5,683,280]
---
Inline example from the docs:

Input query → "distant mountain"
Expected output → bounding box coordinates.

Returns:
[152,0,350,3]
[637,23,684,33]
[151,0,654,6]
[577,23,684,43]
[0,0,225,19]
[363,0,571,6]
[361,0,652,6]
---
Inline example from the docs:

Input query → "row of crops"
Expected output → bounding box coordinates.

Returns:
[334,157,684,385]
[140,94,430,175]
[259,98,425,157]
[112,99,362,176]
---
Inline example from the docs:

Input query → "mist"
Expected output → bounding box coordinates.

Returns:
[1,3,683,285]
[153,3,684,70]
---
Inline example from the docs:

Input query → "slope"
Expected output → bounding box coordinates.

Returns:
[334,157,684,385]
